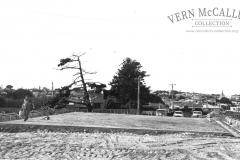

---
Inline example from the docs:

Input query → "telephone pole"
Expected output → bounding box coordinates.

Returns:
[52,82,54,97]
[137,76,140,115]
[169,84,176,110]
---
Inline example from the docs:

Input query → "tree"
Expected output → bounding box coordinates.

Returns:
[6,85,13,90]
[87,82,106,93]
[168,94,176,100]
[103,96,116,109]
[11,89,33,100]
[0,97,6,108]
[152,90,169,96]
[219,97,232,104]
[45,81,77,109]
[46,53,105,111]
[4,85,14,98]
[109,57,150,107]
[148,93,165,104]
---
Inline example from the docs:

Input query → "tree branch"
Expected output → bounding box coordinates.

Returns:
[82,69,97,74]
[90,96,97,101]
[72,52,86,58]
[73,72,80,76]
[83,71,97,74]
[59,66,80,70]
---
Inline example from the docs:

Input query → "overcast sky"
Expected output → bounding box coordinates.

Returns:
[0,0,240,95]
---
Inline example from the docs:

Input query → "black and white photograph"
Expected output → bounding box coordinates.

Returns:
[1,0,240,159]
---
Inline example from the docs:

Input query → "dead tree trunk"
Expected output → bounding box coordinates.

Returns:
[77,56,92,112]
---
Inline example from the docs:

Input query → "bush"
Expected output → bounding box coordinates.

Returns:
[124,101,137,109]
[142,106,155,111]
[32,96,51,109]
[103,98,115,109]
[1,96,52,109]
[10,89,33,100]
[5,98,23,108]
[0,97,6,107]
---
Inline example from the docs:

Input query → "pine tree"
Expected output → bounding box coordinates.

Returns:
[109,57,150,107]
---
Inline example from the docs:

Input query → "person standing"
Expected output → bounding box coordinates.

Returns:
[22,95,31,121]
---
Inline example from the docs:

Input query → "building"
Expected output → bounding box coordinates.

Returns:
[30,88,42,97]
[178,101,203,110]
[231,94,240,100]
[67,89,105,110]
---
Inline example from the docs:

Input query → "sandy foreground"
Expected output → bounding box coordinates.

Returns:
[1,112,240,159]
[1,131,240,160]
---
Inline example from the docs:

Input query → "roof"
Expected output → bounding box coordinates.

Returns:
[90,93,104,103]
[179,101,203,108]
[70,91,104,103]
[146,103,169,109]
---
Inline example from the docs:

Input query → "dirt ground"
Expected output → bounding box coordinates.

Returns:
[3,112,227,133]
[1,112,239,160]
[0,131,240,160]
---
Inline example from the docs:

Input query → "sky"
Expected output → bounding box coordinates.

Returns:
[0,0,240,96]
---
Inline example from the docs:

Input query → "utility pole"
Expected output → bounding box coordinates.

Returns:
[137,76,140,115]
[52,82,54,97]
[169,84,176,110]
[192,92,194,112]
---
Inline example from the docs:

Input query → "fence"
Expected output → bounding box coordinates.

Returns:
[0,107,20,114]
[0,109,49,122]
[141,110,156,116]
[0,113,22,122]
[0,107,154,120]
[0,108,71,122]
[77,109,142,115]
[226,111,240,119]
[92,109,131,114]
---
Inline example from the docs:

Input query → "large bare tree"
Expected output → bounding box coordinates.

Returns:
[45,53,106,111]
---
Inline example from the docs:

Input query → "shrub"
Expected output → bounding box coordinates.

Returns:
[103,98,116,109]
[1,96,52,109]
[124,101,137,109]
[5,98,23,108]
[32,96,51,109]
[0,97,6,107]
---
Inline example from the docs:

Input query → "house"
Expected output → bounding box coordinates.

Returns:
[212,94,220,99]
[30,88,42,97]
[68,89,105,109]
[230,106,240,112]
[178,100,203,110]
[89,91,104,109]
[231,94,240,100]
[161,97,171,106]
[30,87,56,97]
[143,102,169,111]
[232,100,240,105]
